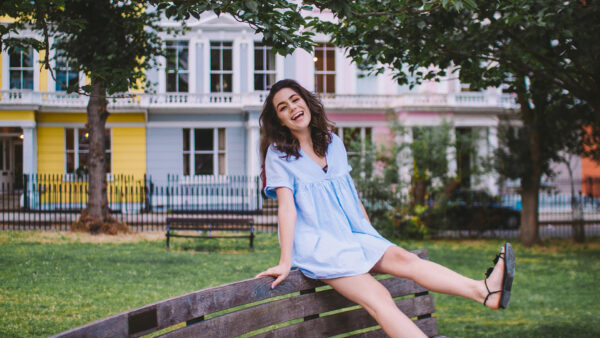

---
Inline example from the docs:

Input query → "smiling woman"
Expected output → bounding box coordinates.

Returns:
[256,79,517,338]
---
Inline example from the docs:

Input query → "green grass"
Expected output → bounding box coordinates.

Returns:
[0,231,599,337]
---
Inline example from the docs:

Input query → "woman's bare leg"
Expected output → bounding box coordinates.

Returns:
[371,246,505,309]
[322,273,427,338]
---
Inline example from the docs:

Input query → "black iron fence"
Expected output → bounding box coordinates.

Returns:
[2,174,277,232]
[1,174,599,238]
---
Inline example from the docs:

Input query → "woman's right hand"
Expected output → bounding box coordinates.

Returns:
[255,263,291,289]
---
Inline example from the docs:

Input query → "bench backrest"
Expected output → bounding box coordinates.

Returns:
[54,249,438,338]
[166,217,254,230]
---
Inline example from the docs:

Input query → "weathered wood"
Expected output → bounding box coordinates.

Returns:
[348,317,439,338]
[251,295,435,338]
[54,249,436,338]
[166,217,255,250]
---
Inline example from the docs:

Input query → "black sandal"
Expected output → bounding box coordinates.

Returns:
[483,242,515,309]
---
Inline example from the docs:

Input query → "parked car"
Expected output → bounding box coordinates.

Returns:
[424,189,521,235]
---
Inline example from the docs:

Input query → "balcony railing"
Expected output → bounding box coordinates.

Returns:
[0,90,518,110]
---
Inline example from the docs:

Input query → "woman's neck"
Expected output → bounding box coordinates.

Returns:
[292,129,313,149]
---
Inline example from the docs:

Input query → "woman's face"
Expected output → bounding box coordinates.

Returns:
[272,87,311,133]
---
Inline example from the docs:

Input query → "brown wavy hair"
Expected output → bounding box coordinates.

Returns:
[260,79,334,189]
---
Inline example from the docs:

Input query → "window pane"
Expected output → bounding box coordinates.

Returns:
[195,154,213,175]
[194,129,213,151]
[254,49,263,70]
[218,128,226,151]
[166,73,177,92]
[66,129,74,150]
[67,72,79,88]
[218,154,226,175]
[326,74,335,93]
[22,50,33,68]
[78,129,90,152]
[315,75,324,93]
[222,74,232,92]
[9,49,21,67]
[326,49,335,71]
[66,153,75,173]
[178,73,188,92]
[178,47,188,70]
[9,71,21,89]
[254,74,265,91]
[56,70,68,91]
[222,42,232,47]
[267,73,276,89]
[210,48,220,70]
[266,50,275,70]
[222,49,232,71]
[183,129,190,151]
[22,71,34,90]
[183,154,190,175]
[78,152,88,170]
[166,48,177,70]
[315,49,324,71]
[210,74,220,92]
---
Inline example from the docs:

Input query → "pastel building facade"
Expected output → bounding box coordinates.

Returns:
[4,12,592,209]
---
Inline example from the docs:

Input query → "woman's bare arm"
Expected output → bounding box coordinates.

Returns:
[255,187,296,288]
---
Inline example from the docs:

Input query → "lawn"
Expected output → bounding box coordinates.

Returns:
[0,231,599,337]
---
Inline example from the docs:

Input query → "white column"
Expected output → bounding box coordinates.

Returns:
[246,111,261,209]
[22,127,37,175]
[447,126,457,178]
[487,126,499,195]
[399,123,413,195]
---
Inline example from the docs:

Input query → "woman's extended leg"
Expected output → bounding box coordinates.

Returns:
[322,273,427,338]
[371,246,505,309]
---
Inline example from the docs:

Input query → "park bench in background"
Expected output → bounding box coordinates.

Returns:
[54,249,445,337]
[166,217,255,251]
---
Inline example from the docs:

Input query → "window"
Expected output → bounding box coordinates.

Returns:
[254,42,276,90]
[183,128,226,175]
[210,41,233,92]
[55,56,79,91]
[9,46,34,90]
[314,43,335,93]
[66,128,111,174]
[166,41,189,92]
[335,127,372,158]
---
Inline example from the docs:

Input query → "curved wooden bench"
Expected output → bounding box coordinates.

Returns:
[54,249,443,337]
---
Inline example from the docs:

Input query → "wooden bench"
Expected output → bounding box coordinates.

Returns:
[54,249,444,337]
[166,217,254,252]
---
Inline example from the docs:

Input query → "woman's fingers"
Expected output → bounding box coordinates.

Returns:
[271,273,288,289]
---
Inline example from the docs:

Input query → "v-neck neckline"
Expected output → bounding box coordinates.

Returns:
[300,146,329,174]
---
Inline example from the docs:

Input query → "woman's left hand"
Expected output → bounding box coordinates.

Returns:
[255,263,291,289]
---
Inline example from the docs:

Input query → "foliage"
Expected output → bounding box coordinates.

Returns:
[314,0,600,246]
[2,231,600,337]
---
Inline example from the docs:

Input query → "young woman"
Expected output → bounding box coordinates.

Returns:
[255,79,515,337]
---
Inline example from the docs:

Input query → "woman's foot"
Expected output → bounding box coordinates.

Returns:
[480,247,505,309]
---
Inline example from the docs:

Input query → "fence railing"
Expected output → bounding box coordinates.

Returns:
[2,174,276,232]
[1,174,599,238]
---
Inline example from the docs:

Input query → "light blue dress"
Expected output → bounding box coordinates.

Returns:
[264,133,394,279]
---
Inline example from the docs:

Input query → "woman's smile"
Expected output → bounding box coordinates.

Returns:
[273,87,312,132]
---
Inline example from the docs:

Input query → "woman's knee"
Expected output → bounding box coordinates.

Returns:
[386,246,421,265]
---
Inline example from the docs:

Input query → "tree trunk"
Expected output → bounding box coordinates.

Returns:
[72,78,128,234]
[520,183,539,246]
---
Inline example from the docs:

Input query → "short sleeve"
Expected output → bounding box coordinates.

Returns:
[264,146,295,199]
[332,133,352,173]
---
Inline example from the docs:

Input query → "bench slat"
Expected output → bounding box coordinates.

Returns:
[54,250,429,337]
[348,317,439,338]
[250,295,435,338]
[160,276,428,337]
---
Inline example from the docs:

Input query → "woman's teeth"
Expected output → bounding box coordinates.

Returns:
[292,112,304,120]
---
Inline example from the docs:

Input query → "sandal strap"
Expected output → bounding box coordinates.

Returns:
[493,252,505,265]
[483,278,501,307]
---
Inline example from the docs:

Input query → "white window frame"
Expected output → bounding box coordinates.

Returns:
[183,128,226,176]
[254,42,276,91]
[210,41,233,93]
[8,46,35,90]
[65,127,112,176]
[54,56,80,92]
[165,40,190,93]
[314,43,336,93]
